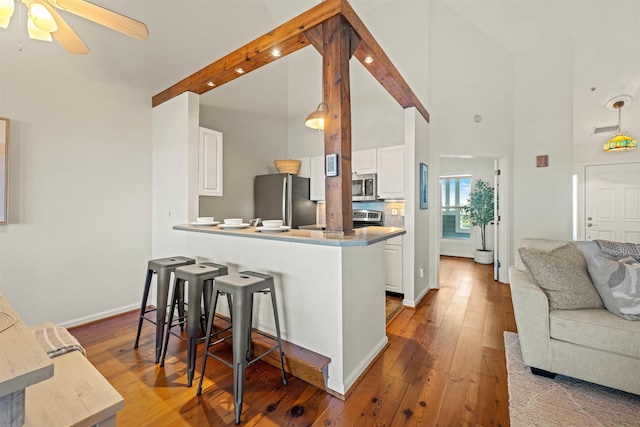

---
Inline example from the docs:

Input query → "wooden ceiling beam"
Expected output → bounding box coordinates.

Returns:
[152,0,343,107]
[339,1,430,122]
[152,0,429,124]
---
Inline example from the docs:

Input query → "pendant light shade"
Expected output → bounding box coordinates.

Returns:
[604,98,637,152]
[0,0,14,29]
[305,103,326,130]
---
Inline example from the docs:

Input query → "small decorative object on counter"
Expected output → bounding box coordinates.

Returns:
[274,156,300,175]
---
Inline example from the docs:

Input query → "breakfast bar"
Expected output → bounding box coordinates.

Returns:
[172,223,404,396]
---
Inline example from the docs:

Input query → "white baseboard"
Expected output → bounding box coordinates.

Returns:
[327,335,389,395]
[59,303,139,328]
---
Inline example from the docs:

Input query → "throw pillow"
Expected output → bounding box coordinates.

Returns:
[584,254,640,321]
[518,247,604,310]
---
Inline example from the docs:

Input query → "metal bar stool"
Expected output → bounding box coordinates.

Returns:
[134,256,195,363]
[160,262,229,387]
[196,271,288,425]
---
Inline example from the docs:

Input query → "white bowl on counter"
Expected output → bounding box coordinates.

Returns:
[224,218,243,225]
[261,220,284,229]
[196,217,214,223]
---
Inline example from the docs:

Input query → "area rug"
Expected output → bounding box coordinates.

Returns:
[504,331,640,427]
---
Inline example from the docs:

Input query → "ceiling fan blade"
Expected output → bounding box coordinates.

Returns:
[34,0,90,54]
[54,0,149,40]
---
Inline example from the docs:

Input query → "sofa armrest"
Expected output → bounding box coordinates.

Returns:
[508,266,552,370]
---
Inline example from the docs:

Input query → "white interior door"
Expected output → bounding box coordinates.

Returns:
[585,163,640,242]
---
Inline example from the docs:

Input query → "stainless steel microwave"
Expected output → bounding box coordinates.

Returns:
[352,173,377,201]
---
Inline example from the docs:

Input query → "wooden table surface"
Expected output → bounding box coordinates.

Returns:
[0,293,53,398]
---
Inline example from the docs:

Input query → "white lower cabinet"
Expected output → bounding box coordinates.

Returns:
[384,236,403,293]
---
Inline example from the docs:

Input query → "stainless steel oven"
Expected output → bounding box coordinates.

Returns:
[352,209,383,228]
[352,173,377,201]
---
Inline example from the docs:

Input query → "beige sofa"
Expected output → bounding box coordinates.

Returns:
[509,238,640,395]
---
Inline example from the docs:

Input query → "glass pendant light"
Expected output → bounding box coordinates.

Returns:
[604,99,637,152]
[304,103,327,130]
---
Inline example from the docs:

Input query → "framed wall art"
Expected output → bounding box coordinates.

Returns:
[419,162,428,210]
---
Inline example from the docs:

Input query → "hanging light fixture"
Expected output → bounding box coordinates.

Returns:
[604,98,637,152]
[0,0,14,29]
[304,103,327,130]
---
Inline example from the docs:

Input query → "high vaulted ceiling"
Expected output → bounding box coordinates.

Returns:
[192,0,639,147]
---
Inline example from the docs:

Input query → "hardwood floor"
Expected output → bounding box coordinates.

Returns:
[70,256,516,426]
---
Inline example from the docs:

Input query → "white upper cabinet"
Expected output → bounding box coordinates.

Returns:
[297,157,310,178]
[198,127,223,196]
[310,155,325,201]
[352,149,377,175]
[377,145,405,199]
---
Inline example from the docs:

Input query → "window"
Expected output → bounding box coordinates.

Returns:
[441,175,472,239]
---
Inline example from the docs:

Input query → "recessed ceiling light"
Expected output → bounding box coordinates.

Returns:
[271,49,281,57]
[206,81,216,87]
[235,67,245,74]
[364,56,374,64]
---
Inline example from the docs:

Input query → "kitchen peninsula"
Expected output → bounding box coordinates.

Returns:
[173,223,404,396]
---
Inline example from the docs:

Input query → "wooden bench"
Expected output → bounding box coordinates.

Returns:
[24,349,124,427]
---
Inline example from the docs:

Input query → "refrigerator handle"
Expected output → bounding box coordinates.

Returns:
[282,177,287,222]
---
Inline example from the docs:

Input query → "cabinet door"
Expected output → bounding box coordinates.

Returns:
[199,127,223,196]
[352,149,377,175]
[297,157,310,178]
[377,145,405,199]
[384,244,403,293]
[310,156,325,201]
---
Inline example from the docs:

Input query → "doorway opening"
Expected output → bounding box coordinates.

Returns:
[437,154,509,284]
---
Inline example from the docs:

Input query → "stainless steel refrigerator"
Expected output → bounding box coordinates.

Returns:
[254,173,316,228]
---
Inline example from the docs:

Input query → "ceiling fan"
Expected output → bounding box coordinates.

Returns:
[0,0,148,54]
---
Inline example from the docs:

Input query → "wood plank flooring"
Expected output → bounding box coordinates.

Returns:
[70,256,516,426]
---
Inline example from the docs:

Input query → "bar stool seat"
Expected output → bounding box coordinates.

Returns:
[160,262,229,387]
[197,271,287,425]
[134,256,195,363]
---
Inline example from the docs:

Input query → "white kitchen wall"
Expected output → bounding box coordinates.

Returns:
[198,106,289,221]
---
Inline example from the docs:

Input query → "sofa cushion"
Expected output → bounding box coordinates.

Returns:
[515,238,568,272]
[519,246,603,310]
[550,308,640,358]
[584,253,640,320]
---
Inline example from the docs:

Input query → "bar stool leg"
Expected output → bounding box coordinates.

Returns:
[154,268,173,364]
[268,287,288,386]
[232,290,251,425]
[134,268,153,349]
[160,277,184,367]
[186,276,204,387]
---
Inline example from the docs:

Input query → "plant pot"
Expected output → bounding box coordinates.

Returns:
[474,249,493,264]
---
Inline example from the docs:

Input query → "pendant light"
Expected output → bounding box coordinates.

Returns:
[304,103,327,130]
[604,98,637,152]
[0,0,14,28]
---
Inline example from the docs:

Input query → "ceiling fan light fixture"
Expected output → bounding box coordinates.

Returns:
[0,0,15,29]
[304,103,327,130]
[29,3,57,33]
[27,17,53,41]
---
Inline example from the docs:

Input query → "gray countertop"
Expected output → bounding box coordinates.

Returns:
[173,224,405,247]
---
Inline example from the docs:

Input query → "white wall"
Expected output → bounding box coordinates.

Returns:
[0,33,152,325]
[429,1,515,271]
[198,106,288,221]
[513,42,574,246]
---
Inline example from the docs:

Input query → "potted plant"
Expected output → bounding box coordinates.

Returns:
[463,178,495,264]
